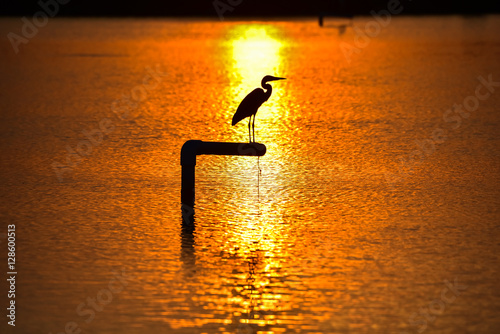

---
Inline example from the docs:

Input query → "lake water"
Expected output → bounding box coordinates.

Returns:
[1,15,500,334]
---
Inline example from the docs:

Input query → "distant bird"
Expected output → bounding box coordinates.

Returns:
[232,75,286,142]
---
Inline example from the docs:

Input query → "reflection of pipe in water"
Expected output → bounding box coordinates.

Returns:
[180,203,196,277]
[237,254,261,333]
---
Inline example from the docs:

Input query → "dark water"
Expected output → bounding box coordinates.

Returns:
[0,16,499,333]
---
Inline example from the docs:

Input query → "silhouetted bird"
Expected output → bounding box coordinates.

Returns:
[232,75,286,142]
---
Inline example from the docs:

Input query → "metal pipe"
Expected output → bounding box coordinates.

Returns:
[180,140,266,213]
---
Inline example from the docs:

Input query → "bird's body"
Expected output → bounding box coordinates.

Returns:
[232,88,270,126]
[232,75,286,142]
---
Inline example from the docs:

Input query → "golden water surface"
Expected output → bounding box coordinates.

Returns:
[0,16,499,333]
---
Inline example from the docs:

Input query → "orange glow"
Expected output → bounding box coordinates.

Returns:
[227,25,288,124]
[230,25,284,85]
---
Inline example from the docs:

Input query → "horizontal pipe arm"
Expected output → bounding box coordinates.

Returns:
[181,140,266,166]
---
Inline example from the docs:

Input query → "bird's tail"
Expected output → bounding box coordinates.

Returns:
[231,108,247,126]
[231,114,239,126]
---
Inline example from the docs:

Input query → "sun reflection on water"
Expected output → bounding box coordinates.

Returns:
[227,25,288,122]
[192,23,298,330]
[231,26,284,83]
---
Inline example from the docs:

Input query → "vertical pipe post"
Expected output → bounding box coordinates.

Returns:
[181,166,195,207]
[180,140,201,226]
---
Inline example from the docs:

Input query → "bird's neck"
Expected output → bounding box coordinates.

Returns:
[262,83,272,100]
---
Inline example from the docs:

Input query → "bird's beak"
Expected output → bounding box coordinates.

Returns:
[269,76,286,81]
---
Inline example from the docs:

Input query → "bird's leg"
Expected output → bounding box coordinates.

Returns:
[248,116,252,143]
[252,114,256,143]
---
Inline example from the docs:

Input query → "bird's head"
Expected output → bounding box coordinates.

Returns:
[261,75,286,87]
